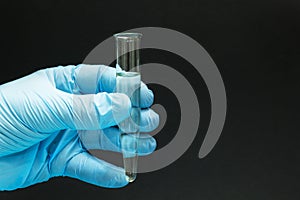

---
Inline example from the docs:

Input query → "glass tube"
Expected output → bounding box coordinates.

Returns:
[114,33,142,182]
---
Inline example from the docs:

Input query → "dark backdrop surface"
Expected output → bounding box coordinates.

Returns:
[0,0,299,199]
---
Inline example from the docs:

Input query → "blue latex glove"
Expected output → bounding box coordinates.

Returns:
[0,64,159,191]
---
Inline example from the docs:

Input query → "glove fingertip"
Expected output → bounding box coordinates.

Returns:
[64,152,129,189]
[108,172,129,188]
[140,83,154,108]
[137,134,157,156]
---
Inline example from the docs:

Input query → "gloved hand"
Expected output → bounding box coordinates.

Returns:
[0,64,159,191]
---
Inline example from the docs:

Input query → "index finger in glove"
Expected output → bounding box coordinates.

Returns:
[47,64,154,108]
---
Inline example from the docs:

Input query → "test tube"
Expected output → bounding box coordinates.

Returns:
[114,33,142,182]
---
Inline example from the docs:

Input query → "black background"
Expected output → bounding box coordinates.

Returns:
[1,0,300,199]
